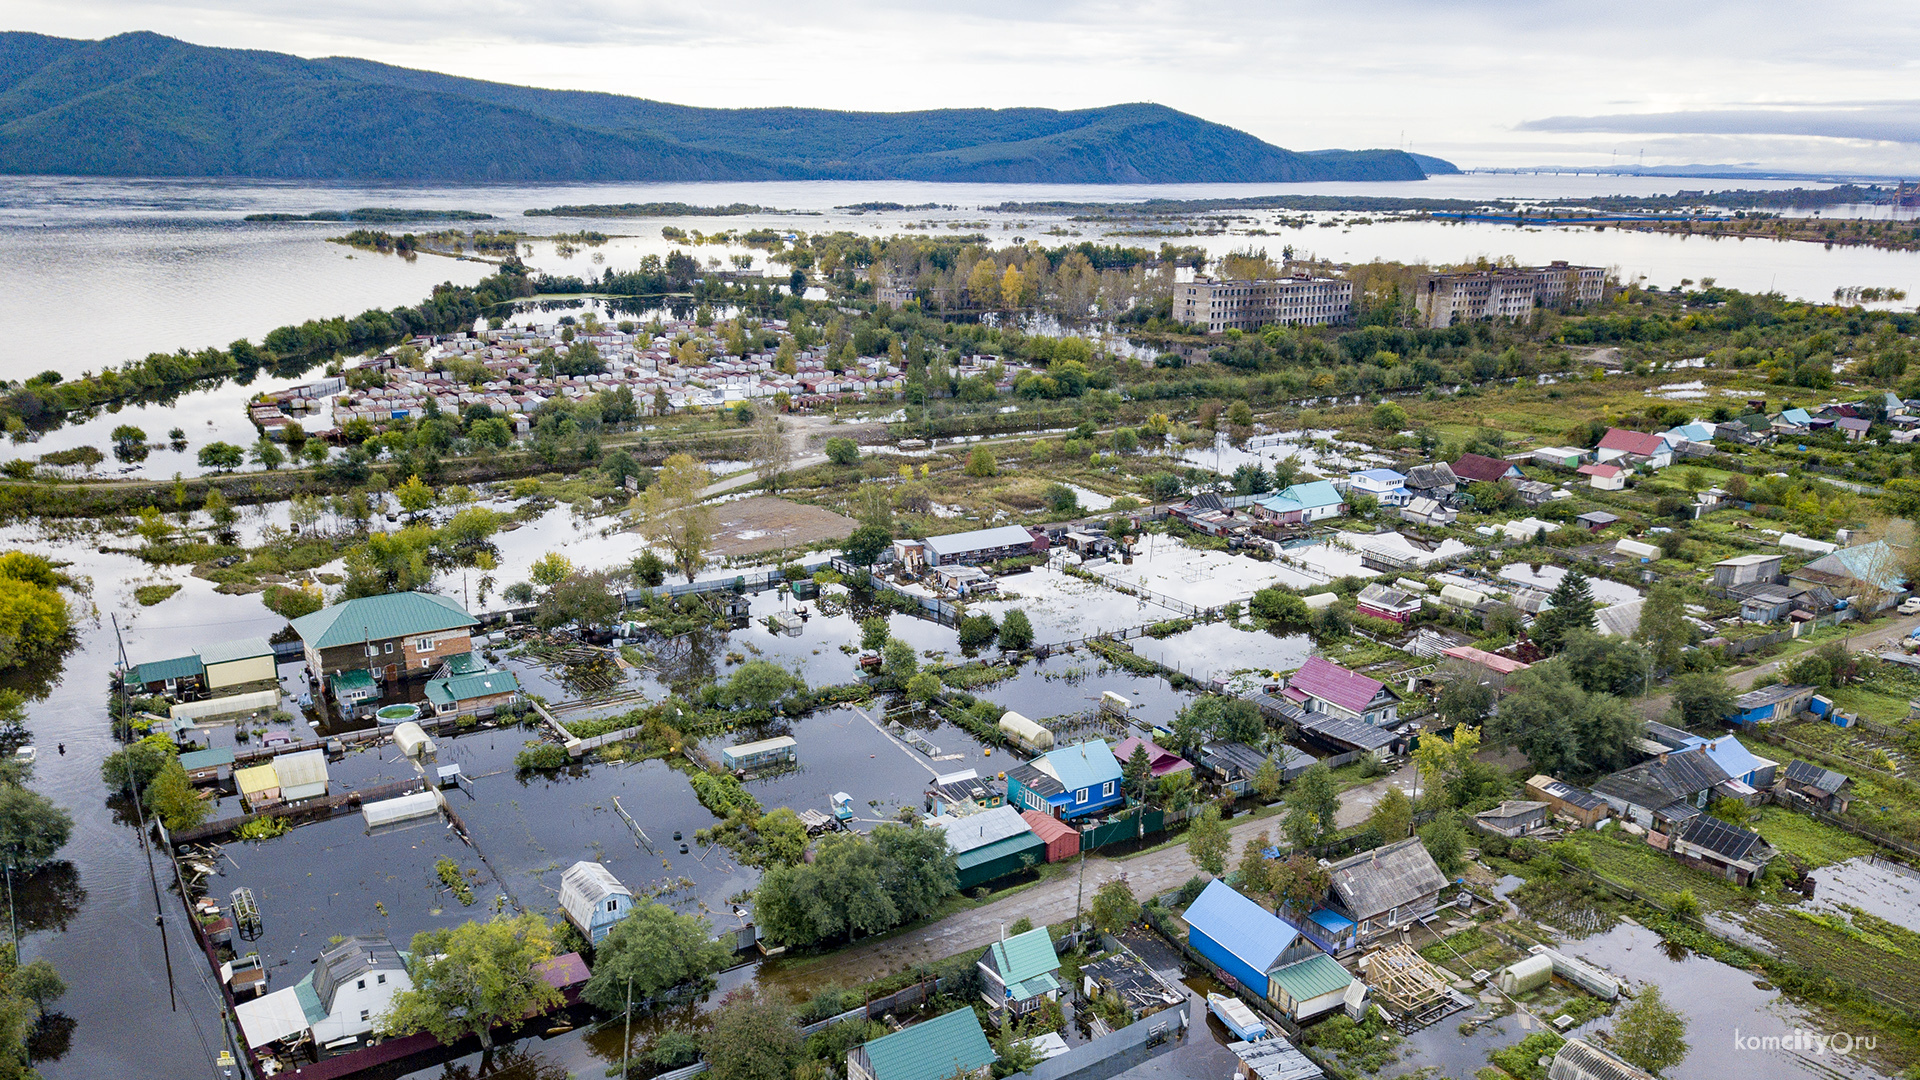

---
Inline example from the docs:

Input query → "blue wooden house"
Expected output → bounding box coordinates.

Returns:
[1005,740,1124,821]
[558,861,633,945]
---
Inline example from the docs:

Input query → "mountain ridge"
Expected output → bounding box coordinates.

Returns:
[0,31,1452,185]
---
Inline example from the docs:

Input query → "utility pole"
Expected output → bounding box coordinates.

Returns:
[621,975,633,1079]
[113,614,178,1011]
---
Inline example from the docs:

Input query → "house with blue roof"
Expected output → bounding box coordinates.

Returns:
[1680,733,1778,797]
[1788,540,1909,610]
[1182,880,1325,1000]
[1661,421,1718,445]
[1346,468,1410,507]
[1256,480,1347,524]
[1005,740,1124,820]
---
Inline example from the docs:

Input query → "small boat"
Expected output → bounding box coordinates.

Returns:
[12,746,33,765]
[1208,992,1268,1042]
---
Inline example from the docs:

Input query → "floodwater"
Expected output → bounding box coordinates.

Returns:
[1805,855,1920,930]
[1130,621,1314,681]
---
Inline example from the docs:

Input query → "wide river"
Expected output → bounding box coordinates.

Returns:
[2,172,1917,1079]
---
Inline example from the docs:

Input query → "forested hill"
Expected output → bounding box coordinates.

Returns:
[0,32,1450,184]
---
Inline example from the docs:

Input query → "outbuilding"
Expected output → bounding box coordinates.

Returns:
[1265,953,1353,1021]
[720,735,798,772]
[273,748,330,802]
[1472,800,1549,837]
[558,861,634,945]
[997,711,1053,751]
[199,637,277,690]
[1020,810,1080,863]
[234,764,281,811]
[1525,775,1610,828]
[1183,880,1323,1000]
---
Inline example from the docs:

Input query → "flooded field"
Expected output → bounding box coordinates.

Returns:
[1131,622,1314,680]
[967,564,1187,642]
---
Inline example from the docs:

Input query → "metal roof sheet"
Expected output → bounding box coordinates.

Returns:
[858,1007,995,1080]
[1288,657,1388,716]
[290,591,476,650]
[271,749,328,790]
[1327,838,1449,921]
[922,525,1036,557]
[234,764,279,795]
[1783,759,1848,794]
[178,747,234,771]
[198,636,274,666]
[133,654,204,684]
[1038,740,1121,792]
[1267,953,1352,1001]
[953,832,1046,871]
[1183,880,1300,974]
[1295,709,1397,752]
[933,805,1036,855]
[424,670,521,706]
[984,925,1059,985]
[1230,1037,1326,1080]
[1450,453,1518,483]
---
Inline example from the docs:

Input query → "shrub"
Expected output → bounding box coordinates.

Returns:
[514,743,568,771]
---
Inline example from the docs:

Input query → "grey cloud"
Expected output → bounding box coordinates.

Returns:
[1520,107,1920,145]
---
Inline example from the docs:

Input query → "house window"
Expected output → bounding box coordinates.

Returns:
[384,642,394,654]
[360,1010,370,1023]
[421,658,432,669]
[366,644,379,657]
[377,974,386,985]
[607,899,618,912]
[416,637,434,652]
[357,979,366,990]
[1102,781,1115,797]
[1076,789,1087,804]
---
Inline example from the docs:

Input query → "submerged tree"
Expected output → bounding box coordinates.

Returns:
[381,915,562,1051]
[640,454,715,583]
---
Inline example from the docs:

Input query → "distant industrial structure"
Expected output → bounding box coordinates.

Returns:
[1413,262,1606,328]
[1175,274,1355,333]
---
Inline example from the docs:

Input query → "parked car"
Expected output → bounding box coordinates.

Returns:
[1900,597,1920,615]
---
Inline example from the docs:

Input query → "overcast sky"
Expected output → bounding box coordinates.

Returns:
[14,0,1920,173]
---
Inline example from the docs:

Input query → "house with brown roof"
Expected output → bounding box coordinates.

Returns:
[1595,428,1673,468]
[1450,454,1524,484]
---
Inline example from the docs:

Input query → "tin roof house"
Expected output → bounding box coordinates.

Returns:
[558,861,634,946]
[1595,428,1673,468]
[1258,481,1346,524]
[1182,880,1324,1000]
[1593,747,1729,829]
[1005,740,1125,821]
[1776,759,1852,813]
[1450,453,1524,484]
[1318,838,1450,946]
[309,935,414,1050]
[848,1007,996,1080]
[977,924,1062,1018]
[1283,657,1399,726]
[1347,468,1410,506]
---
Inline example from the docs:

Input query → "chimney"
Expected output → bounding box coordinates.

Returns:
[1658,752,1669,765]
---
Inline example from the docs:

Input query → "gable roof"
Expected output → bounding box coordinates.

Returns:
[1783,759,1849,794]
[1661,422,1717,443]
[1594,747,1729,810]
[1676,815,1770,863]
[931,805,1035,855]
[1352,468,1407,485]
[1528,775,1606,812]
[1778,407,1813,426]
[1450,453,1518,483]
[859,1008,995,1080]
[1231,1038,1326,1080]
[1267,953,1352,1002]
[1404,462,1458,489]
[1550,1039,1655,1080]
[1327,837,1449,920]
[1440,645,1528,675]
[1183,880,1302,974]
[1688,735,1770,781]
[199,636,274,666]
[1476,800,1548,822]
[312,935,404,1011]
[133,654,204,685]
[1598,428,1669,456]
[1577,463,1625,478]
[923,525,1036,558]
[983,925,1059,985]
[1288,656,1389,715]
[1020,810,1077,845]
[178,747,235,771]
[290,592,476,650]
[1037,740,1122,792]
[1799,540,1904,591]
[1280,480,1343,509]
[424,670,522,706]
[1837,416,1871,433]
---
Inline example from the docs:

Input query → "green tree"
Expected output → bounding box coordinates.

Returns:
[1418,812,1467,875]
[860,617,890,652]
[249,437,285,471]
[1250,587,1312,632]
[1611,984,1690,1076]
[1285,762,1339,842]
[704,987,800,1080]
[1412,725,1481,808]
[582,902,732,1012]
[727,661,803,710]
[1633,582,1691,671]
[1490,662,1641,776]
[202,486,238,530]
[958,613,997,650]
[529,551,574,588]
[1669,671,1736,727]
[1369,785,1414,842]
[144,759,210,833]
[997,609,1034,651]
[381,915,563,1050]
[100,736,177,795]
[755,808,809,866]
[1045,483,1079,514]
[1123,744,1154,805]
[882,639,917,677]
[642,454,716,582]
[631,550,668,588]
[843,523,892,566]
[964,447,998,477]
[394,473,436,517]
[1186,804,1231,876]
[1237,830,1274,895]
[0,562,70,672]
[824,437,859,465]
[1089,878,1139,934]
[197,441,244,471]
[1228,400,1254,428]
[905,671,942,702]
[1372,401,1408,430]
[535,570,621,631]
[1253,754,1283,802]
[0,784,72,870]
[1530,570,1597,653]
[1269,853,1330,918]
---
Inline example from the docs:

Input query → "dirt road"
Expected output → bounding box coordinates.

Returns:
[1637,611,1920,719]
[785,765,1419,986]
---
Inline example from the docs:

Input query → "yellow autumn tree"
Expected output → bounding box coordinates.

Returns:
[966,259,1000,308]
[1000,264,1025,309]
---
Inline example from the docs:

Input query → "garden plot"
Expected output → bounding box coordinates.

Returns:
[1282,532,1475,583]
[707,497,856,558]
[967,564,1188,642]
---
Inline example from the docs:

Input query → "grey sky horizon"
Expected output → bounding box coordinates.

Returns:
[12,0,1920,174]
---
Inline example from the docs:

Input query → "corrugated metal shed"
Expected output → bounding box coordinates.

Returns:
[931,805,1034,855]
[198,636,274,666]
[1230,1037,1325,1080]
[1268,954,1352,1002]
[273,749,329,801]
[133,654,204,685]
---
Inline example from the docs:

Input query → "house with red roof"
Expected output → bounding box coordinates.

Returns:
[1576,462,1627,490]
[1595,428,1673,468]
[1110,736,1193,779]
[1283,656,1400,727]
[1440,645,1530,689]
[1449,453,1524,484]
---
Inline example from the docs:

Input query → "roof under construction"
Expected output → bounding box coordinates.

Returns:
[1362,941,1452,1015]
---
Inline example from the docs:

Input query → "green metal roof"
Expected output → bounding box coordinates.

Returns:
[1006,972,1061,1003]
[954,832,1045,871]
[986,925,1059,985]
[424,670,521,706]
[292,973,328,1025]
[1268,953,1352,1001]
[290,592,476,650]
[133,655,203,684]
[178,747,235,771]
[860,1007,995,1080]
[440,651,486,676]
[330,669,377,699]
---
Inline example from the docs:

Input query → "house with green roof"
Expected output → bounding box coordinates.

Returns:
[847,1006,995,1080]
[129,654,205,696]
[291,592,477,691]
[1266,953,1354,1021]
[977,924,1062,1019]
[424,669,523,718]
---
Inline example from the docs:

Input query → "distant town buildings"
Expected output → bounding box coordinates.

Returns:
[1174,274,1355,333]
[1412,262,1605,328]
